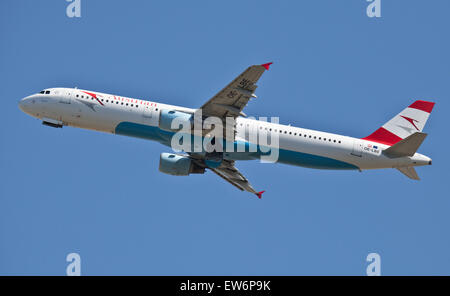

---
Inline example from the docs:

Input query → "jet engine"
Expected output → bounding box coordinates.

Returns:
[159,109,192,132]
[158,153,205,176]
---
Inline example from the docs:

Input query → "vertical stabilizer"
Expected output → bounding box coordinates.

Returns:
[363,100,435,146]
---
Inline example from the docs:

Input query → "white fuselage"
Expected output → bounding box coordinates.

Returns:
[18,87,431,171]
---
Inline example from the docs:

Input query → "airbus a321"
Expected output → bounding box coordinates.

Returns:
[19,63,434,198]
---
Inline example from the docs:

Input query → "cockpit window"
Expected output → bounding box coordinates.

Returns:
[40,90,45,94]
[45,90,50,94]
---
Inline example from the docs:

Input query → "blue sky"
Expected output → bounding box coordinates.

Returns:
[1,0,449,275]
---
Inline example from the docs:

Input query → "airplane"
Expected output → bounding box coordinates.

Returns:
[18,63,434,198]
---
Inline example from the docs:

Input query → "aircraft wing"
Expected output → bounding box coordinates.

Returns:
[209,159,265,199]
[199,63,272,119]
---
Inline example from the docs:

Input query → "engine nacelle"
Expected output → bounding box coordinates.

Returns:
[158,153,205,176]
[159,109,192,132]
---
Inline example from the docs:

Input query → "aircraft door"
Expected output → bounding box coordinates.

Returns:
[58,90,71,104]
[65,91,82,122]
[351,139,363,157]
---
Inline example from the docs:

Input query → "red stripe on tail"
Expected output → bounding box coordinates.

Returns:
[362,127,403,146]
[409,100,435,113]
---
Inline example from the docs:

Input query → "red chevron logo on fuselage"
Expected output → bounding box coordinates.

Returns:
[400,115,419,131]
[82,91,104,106]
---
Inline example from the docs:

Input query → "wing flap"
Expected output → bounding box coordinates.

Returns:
[210,160,264,198]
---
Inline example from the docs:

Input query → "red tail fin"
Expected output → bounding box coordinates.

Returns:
[362,100,435,146]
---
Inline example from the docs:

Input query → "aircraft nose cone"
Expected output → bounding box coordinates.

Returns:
[19,96,35,115]
[18,98,27,112]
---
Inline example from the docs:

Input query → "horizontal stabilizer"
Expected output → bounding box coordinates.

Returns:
[397,167,420,180]
[384,132,427,158]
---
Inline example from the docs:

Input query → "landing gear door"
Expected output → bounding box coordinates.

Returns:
[351,139,363,157]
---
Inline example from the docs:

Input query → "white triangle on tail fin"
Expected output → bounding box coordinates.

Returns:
[363,100,435,146]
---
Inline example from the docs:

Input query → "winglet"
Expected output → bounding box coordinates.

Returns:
[261,62,273,70]
[255,190,265,199]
